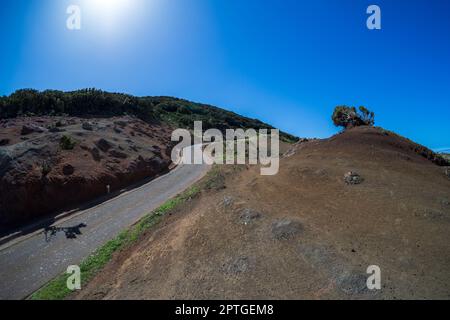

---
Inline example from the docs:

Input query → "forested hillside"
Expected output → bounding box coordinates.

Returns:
[0,89,298,143]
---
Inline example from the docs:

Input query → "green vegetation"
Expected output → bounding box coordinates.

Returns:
[372,127,449,166]
[59,135,76,150]
[30,167,222,300]
[41,161,52,176]
[440,153,450,162]
[332,105,375,129]
[0,89,298,143]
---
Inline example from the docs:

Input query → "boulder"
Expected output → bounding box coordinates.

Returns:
[82,122,94,131]
[62,164,75,176]
[109,150,128,159]
[21,124,45,135]
[48,127,65,133]
[113,120,128,128]
[344,171,364,185]
[96,138,113,152]
[90,147,102,161]
[0,149,12,176]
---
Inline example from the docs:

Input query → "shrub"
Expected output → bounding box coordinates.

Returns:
[41,161,52,176]
[332,105,375,129]
[358,106,375,126]
[60,135,76,150]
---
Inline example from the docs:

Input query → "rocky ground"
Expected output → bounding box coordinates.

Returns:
[74,126,450,300]
[0,116,173,228]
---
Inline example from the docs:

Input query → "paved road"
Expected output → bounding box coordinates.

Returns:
[0,145,209,299]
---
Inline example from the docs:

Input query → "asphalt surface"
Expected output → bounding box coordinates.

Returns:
[0,145,210,299]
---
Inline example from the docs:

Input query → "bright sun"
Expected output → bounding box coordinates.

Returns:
[81,0,144,34]
[88,0,130,16]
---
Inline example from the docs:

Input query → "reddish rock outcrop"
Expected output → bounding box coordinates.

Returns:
[0,116,173,227]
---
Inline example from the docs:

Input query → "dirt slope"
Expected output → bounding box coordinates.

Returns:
[0,116,172,227]
[75,126,450,299]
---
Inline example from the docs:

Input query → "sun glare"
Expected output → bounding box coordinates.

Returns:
[88,0,130,17]
[82,0,144,35]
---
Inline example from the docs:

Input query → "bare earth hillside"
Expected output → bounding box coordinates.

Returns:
[0,116,172,227]
[75,126,450,300]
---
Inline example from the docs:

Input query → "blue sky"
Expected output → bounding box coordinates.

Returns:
[1,0,449,149]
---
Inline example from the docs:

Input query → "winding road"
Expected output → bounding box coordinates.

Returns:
[0,145,210,300]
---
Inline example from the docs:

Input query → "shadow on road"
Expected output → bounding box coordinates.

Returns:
[44,223,87,242]
[0,169,172,246]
